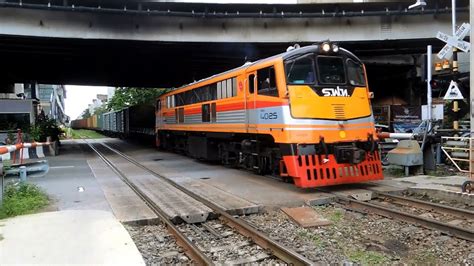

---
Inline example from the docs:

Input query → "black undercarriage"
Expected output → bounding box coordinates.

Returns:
[157,130,377,177]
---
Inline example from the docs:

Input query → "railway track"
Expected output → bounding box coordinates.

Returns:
[87,140,312,265]
[333,190,474,242]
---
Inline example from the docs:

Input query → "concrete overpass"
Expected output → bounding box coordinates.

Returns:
[0,0,469,87]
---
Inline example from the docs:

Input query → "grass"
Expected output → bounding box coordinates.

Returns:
[314,206,344,224]
[0,182,49,219]
[409,251,437,265]
[69,129,105,139]
[384,167,405,177]
[346,249,390,265]
[328,209,344,224]
[297,229,325,248]
[2,160,12,170]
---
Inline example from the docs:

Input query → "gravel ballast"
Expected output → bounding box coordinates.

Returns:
[125,224,191,265]
[244,205,474,264]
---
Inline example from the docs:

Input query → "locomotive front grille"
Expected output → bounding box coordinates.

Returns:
[332,104,346,119]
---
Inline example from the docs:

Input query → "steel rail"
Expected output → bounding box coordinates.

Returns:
[376,191,474,220]
[86,141,213,265]
[101,142,313,266]
[336,197,474,242]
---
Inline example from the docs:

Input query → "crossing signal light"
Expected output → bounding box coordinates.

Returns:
[442,59,450,70]
[434,62,442,71]
[429,79,439,89]
[429,79,448,92]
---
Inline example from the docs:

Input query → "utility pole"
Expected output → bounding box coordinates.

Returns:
[452,0,459,131]
[427,45,432,121]
[471,0,474,137]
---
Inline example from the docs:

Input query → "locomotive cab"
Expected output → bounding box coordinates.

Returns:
[278,43,383,187]
[284,44,372,124]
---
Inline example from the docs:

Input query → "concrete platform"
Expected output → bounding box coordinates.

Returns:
[369,174,471,193]
[179,178,262,215]
[88,158,158,223]
[103,139,341,209]
[93,142,212,224]
[0,210,145,265]
[26,140,112,212]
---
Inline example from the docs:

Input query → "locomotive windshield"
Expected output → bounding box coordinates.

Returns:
[316,56,346,84]
[285,54,366,86]
[285,55,316,84]
[346,59,366,86]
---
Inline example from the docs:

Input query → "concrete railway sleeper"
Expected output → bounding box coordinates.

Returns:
[86,141,212,265]
[99,141,314,265]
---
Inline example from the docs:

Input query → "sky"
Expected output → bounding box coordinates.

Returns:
[65,85,111,120]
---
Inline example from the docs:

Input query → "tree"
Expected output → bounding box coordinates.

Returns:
[93,105,108,115]
[107,87,169,111]
[81,108,91,119]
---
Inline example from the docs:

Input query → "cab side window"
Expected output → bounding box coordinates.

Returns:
[156,99,161,111]
[257,66,278,97]
[248,74,255,94]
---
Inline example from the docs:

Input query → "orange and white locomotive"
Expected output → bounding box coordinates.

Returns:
[155,43,383,188]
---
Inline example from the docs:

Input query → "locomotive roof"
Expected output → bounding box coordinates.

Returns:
[170,44,361,93]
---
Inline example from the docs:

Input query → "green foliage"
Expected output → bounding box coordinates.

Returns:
[107,87,169,111]
[81,108,92,119]
[346,249,390,265]
[328,209,344,224]
[384,167,405,177]
[0,183,49,219]
[5,131,16,144]
[28,124,42,142]
[297,229,325,248]
[2,160,12,170]
[70,129,105,139]
[28,118,63,142]
[93,105,108,116]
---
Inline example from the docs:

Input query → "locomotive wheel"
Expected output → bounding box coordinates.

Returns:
[461,181,473,193]
[256,156,269,175]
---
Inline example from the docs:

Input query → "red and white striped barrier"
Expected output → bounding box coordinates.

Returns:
[0,142,51,161]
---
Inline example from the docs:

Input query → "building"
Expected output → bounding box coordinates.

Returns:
[37,84,69,124]
[0,84,35,142]
[88,94,107,115]
[85,89,115,116]
[0,83,69,134]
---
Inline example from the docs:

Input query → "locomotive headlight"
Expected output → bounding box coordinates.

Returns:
[322,42,331,52]
[339,130,346,138]
[332,44,339,53]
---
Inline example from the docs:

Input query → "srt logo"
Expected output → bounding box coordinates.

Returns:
[322,87,349,97]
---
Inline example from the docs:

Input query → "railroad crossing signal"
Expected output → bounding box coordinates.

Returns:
[437,23,471,59]
[443,80,464,100]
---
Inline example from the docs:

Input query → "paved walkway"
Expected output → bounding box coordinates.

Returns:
[0,210,145,265]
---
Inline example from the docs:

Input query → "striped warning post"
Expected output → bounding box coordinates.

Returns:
[0,142,51,161]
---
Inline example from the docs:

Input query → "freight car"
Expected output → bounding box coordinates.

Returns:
[155,43,383,188]
[71,104,155,140]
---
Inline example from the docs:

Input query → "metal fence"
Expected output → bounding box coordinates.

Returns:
[441,136,474,178]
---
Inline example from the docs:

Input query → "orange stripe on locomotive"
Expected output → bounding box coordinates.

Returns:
[155,43,383,188]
